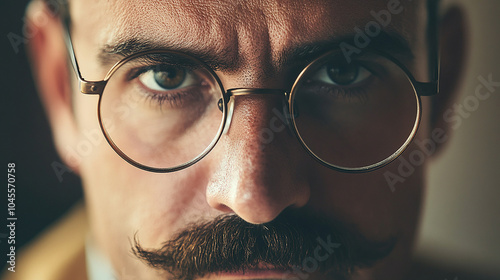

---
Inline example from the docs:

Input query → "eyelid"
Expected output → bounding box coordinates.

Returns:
[138,68,194,92]
[125,62,192,82]
[311,64,371,86]
[126,65,158,81]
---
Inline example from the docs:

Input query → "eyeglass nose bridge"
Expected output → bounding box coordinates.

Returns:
[226,88,287,98]
[222,88,295,135]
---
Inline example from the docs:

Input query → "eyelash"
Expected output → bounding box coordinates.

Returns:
[127,65,173,82]
[141,88,197,109]
[126,66,202,109]
[304,69,376,103]
[310,83,370,103]
[124,60,378,109]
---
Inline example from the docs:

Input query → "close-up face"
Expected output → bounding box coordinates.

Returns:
[26,0,461,279]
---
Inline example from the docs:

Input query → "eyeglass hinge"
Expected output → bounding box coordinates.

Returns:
[80,81,106,95]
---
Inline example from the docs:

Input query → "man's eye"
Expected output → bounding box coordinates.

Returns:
[138,66,194,91]
[312,63,372,86]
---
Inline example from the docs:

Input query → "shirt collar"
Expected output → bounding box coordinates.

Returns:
[85,236,116,280]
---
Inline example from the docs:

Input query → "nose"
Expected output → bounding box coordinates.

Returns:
[206,89,311,224]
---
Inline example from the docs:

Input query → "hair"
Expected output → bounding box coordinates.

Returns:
[131,211,396,280]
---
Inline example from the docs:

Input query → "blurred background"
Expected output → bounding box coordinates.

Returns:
[1,0,499,277]
[1,0,83,271]
[416,0,500,277]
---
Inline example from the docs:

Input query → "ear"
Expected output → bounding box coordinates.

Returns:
[430,6,468,156]
[26,1,81,173]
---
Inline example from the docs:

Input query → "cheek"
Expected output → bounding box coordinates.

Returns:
[80,149,215,271]
[306,151,424,241]
[72,91,214,255]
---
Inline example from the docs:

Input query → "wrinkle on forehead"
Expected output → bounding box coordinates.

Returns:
[70,0,422,80]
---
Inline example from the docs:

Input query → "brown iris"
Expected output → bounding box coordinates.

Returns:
[153,67,186,89]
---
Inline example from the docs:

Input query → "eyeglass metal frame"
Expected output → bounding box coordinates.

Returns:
[60,1,439,174]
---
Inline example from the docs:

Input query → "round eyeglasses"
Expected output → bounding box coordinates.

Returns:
[73,48,438,173]
[62,23,438,174]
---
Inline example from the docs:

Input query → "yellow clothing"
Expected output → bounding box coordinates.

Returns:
[1,203,495,280]
[2,203,88,280]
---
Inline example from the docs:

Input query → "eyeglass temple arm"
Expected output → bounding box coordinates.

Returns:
[408,0,440,97]
[418,0,440,97]
[61,15,105,95]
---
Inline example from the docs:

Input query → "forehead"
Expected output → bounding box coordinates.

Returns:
[71,0,424,46]
[69,0,426,81]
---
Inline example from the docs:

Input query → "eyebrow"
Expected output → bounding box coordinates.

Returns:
[98,30,414,71]
[279,31,414,68]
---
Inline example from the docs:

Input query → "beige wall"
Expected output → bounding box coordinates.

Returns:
[416,0,500,276]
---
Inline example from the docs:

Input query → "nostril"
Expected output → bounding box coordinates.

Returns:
[205,92,311,224]
[214,203,233,214]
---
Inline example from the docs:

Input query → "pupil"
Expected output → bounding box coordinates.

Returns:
[326,63,359,85]
[153,67,186,89]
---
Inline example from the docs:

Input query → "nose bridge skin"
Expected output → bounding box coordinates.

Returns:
[206,89,311,224]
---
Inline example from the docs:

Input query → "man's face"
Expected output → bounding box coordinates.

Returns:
[65,0,430,279]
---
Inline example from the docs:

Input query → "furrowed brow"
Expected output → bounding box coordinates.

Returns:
[99,31,413,72]
[278,31,414,69]
[98,38,238,71]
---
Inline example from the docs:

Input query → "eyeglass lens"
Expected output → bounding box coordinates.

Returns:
[98,51,419,171]
[291,52,418,169]
[99,52,226,170]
